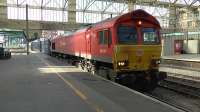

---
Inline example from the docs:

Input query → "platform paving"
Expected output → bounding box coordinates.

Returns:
[162,54,200,62]
[0,53,183,112]
[160,54,200,81]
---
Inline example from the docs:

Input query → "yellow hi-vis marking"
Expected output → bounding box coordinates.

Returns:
[41,59,87,100]
[56,73,87,100]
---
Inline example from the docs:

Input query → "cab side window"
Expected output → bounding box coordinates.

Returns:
[98,29,112,45]
[52,43,55,50]
[99,31,104,44]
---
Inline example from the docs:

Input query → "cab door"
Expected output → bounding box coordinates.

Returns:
[98,29,112,63]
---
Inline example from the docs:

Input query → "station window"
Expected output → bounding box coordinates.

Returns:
[98,29,112,45]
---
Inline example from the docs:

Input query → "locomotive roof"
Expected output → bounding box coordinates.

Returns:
[91,9,160,29]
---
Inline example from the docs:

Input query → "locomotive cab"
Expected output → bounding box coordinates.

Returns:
[112,10,165,91]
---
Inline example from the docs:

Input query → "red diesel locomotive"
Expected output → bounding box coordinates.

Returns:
[50,9,166,91]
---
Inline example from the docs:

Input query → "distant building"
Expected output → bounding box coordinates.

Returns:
[178,8,200,29]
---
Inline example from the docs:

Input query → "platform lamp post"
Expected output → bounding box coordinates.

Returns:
[184,29,188,54]
[185,17,189,54]
[26,4,30,55]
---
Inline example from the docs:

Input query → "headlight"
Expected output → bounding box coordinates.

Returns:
[151,59,160,67]
[156,60,160,64]
[117,61,128,67]
[118,62,124,66]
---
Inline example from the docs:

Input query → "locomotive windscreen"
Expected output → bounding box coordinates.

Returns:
[142,28,160,44]
[117,25,137,44]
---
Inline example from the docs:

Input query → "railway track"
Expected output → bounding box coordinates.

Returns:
[145,91,192,112]
[145,79,200,112]
[159,79,200,98]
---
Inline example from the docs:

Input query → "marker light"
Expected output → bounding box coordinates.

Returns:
[138,20,142,25]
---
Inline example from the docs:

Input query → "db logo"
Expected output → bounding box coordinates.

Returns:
[136,49,144,56]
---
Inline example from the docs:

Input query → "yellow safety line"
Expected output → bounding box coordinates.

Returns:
[56,73,87,100]
[38,55,104,112]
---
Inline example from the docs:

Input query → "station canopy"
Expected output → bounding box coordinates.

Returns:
[0,29,25,37]
[5,0,200,30]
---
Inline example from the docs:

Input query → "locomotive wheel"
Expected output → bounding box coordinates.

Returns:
[71,60,76,66]
[146,74,158,91]
[67,59,71,64]
[105,69,115,81]
[86,65,91,72]
[83,63,89,72]
[80,61,87,71]
[77,61,82,69]
[110,70,116,81]
[80,62,85,70]
[106,70,111,80]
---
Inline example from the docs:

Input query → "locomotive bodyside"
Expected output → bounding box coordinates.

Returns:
[51,28,88,58]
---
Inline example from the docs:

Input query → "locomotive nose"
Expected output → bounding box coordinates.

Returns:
[114,45,161,72]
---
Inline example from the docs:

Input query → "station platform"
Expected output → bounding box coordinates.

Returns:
[160,54,200,88]
[160,54,200,75]
[162,54,200,62]
[0,53,182,112]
